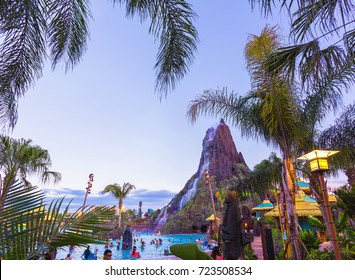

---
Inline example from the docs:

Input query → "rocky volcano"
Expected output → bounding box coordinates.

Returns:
[152,120,251,233]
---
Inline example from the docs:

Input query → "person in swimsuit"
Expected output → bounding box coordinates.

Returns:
[130,246,141,258]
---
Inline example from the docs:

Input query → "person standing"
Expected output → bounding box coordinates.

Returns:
[81,245,93,260]
[211,246,223,260]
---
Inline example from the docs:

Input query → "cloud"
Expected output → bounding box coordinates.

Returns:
[42,187,176,213]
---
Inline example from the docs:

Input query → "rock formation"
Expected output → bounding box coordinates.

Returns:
[153,120,251,233]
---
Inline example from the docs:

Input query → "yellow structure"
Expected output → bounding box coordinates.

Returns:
[264,191,322,218]
[205,214,221,221]
[252,200,274,211]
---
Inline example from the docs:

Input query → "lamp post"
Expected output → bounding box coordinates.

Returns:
[298,150,341,260]
[204,170,218,237]
[82,173,94,209]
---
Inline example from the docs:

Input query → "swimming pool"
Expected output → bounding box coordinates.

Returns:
[56,233,208,260]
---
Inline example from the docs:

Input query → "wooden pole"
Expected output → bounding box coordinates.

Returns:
[82,173,94,210]
[206,170,218,237]
[318,173,342,260]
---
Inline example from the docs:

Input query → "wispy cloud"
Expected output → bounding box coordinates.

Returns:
[43,187,176,213]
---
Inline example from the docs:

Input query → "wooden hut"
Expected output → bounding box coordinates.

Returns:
[251,200,274,219]
[264,191,322,230]
[295,181,311,194]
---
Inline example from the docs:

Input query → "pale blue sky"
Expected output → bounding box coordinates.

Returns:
[11,1,352,213]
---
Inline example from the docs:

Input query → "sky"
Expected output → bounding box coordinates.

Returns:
[10,1,353,214]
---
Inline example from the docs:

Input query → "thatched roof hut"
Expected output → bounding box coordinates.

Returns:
[252,200,274,211]
[264,191,322,218]
[295,181,311,193]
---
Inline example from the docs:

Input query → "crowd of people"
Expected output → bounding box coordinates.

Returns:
[46,233,223,260]
[58,235,170,260]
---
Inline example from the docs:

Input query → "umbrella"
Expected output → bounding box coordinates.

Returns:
[205,214,221,221]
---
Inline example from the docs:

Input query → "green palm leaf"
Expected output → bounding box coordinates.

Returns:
[0,181,115,260]
[47,0,92,72]
[0,0,47,98]
[113,0,199,97]
[307,215,326,231]
[102,182,135,228]
[0,89,18,131]
[0,0,199,130]
[319,103,355,169]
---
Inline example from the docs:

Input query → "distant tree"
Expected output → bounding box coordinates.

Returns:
[102,182,136,228]
[318,103,355,185]
[252,152,282,199]
[249,0,355,96]
[0,135,61,212]
[335,185,355,220]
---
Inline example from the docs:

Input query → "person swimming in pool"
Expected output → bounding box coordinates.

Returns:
[130,246,141,258]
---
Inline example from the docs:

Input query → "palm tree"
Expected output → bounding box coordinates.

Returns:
[335,185,355,220]
[0,135,61,212]
[102,182,136,228]
[292,96,353,243]
[318,103,355,185]
[249,0,355,96]
[0,0,199,130]
[215,188,226,218]
[0,181,115,259]
[187,26,304,259]
[0,91,18,132]
[252,152,282,199]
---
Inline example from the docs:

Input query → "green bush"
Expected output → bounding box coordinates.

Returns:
[299,230,321,251]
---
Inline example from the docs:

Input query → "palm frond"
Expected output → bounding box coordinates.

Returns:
[344,28,355,54]
[0,182,45,259]
[113,0,199,98]
[40,201,115,250]
[267,41,351,90]
[307,215,326,231]
[0,181,115,260]
[41,171,62,185]
[0,135,62,187]
[0,88,18,132]
[0,0,47,98]
[291,0,355,42]
[47,0,92,71]
[186,87,244,126]
[318,103,355,169]
[248,0,292,17]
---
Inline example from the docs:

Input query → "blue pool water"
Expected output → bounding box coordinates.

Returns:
[56,233,208,260]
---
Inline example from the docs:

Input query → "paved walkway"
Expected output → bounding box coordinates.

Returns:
[251,236,332,260]
[251,235,264,260]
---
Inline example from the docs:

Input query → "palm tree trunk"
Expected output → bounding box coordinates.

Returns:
[318,173,342,259]
[118,200,123,229]
[282,159,302,260]
[309,175,331,241]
